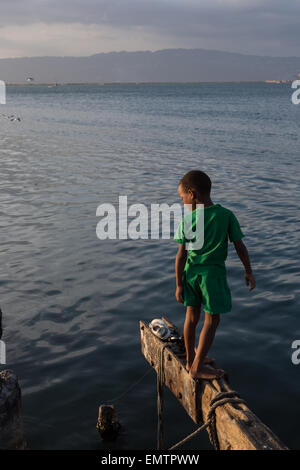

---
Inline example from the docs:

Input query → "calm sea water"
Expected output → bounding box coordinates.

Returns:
[0,83,299,450]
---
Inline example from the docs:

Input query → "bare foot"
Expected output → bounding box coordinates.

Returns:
[186,356,215,371]
[189,365,225,380]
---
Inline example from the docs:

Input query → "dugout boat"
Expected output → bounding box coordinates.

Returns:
[140,316,288,450]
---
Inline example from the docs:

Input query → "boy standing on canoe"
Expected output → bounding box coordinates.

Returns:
[174,170,255,380]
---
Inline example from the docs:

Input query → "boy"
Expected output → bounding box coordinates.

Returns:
[174,170,255,380]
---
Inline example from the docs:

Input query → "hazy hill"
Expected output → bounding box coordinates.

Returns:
[0,48,300,83]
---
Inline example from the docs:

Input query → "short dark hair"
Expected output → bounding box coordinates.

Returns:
[179,170,211,196]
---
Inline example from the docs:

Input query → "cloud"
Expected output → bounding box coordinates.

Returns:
[0,0,298,28]
[0,22,175,58]
[0,0,300,57]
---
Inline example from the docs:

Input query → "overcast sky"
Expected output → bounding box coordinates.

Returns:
[0,0,300,58]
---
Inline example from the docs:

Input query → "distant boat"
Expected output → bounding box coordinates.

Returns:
[48,81,58,88]
[26,77,34,82]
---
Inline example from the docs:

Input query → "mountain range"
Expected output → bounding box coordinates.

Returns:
[1,48,300,83]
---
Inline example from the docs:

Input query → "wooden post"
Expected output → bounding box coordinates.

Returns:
[0,307,2,339]
[97,405,121,441]
[0,369,24,449]
[140,317,288,450]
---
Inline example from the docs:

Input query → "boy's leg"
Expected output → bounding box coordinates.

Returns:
[184,307,216,371]
[184,306,200,371]
[189,312,224,380]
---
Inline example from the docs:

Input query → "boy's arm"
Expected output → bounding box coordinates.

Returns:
[233,239,256,290]
[175,244,187,303]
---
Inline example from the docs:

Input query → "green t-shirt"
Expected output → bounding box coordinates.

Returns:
[174,204,244,274]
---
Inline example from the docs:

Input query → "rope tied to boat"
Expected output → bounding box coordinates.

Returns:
[157,343,169,450]
[156,342,246,450]
[206,391,246,450]
[168,391,245,450]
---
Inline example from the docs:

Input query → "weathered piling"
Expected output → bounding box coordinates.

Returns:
[0,308,5,366]
[0,369,24,449]
[0,307,2,339]
[96,405,121,441]
[140,316,288,450]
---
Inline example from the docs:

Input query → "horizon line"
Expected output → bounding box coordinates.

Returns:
[5,80,293,86]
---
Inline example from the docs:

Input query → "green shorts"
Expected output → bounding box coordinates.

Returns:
[182,265,232,314]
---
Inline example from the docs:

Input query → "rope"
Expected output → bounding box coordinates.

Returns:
[168,391,246,450]
[207,392,246,449]
[168,421,211,450]
[106,368,153,404]
[157,343,169,450]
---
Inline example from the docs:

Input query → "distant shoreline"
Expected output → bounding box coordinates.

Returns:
[1,49,298,83]
[5,80,293,86]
